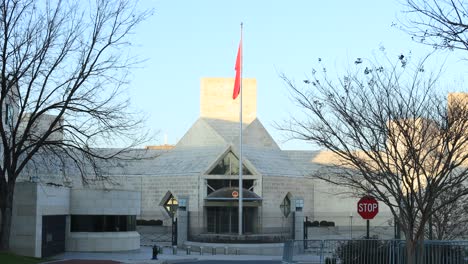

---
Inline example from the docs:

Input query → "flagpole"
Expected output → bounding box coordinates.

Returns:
[238,22,243,236]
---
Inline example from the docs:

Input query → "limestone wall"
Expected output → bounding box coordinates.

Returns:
[36,184,70,257]
[10,183,39,257]
[70,188,140,215]
[19,114,64,142]
[37,184,71,215]
[261,176,394,239]
[10,182,142,257]
[104,172,394,240]
[261,176,314,234]
[200,78,257,124]
[311,179,394,235]
[66,232,140,252]
[10,182,70,258]
[109,175,200,227]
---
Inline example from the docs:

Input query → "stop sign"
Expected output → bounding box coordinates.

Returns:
[357,196,379,220]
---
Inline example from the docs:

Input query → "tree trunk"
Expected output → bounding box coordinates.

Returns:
[406,235,425,264]
[406,238,417,264]
[0,185,14,251]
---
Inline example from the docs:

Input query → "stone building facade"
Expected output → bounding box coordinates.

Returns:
[94,78,393,241]
[10,77,402,258]
[10,182,140,258]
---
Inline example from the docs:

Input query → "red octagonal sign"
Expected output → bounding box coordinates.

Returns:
[357,196,379,220]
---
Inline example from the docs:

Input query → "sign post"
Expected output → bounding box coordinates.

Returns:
[357,196,379,239]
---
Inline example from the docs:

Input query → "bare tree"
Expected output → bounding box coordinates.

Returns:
[280,56,468,264]
[429,187,468,240]
[404,0,468,51]
[0,0,151,250]
[404,0,468,242]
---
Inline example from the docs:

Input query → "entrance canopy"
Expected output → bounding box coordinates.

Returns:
[205,187,262,207]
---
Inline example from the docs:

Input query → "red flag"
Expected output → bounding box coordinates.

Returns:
[233,39,242,100]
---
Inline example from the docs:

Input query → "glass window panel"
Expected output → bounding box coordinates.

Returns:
[70,215,137,232]
[163,194,178,218]
[206,179,255,195]
[208,152,252,175]
[280,196,291,218]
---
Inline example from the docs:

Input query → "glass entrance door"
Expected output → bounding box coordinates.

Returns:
[206,207,255,234]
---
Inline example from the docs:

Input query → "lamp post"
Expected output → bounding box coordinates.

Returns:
[349,213,353,239]
[166,196,178,246]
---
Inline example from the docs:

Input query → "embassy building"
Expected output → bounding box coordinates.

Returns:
[10,78,394,258]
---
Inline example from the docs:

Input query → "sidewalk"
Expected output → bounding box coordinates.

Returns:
[45,246,283,264]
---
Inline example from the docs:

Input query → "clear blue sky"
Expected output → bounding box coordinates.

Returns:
[127,0,468,150]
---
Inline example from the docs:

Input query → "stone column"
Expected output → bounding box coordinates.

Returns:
[177,210,188,247]
[293,197,305,253]
[177,197,189,247]
[294,211,304,241]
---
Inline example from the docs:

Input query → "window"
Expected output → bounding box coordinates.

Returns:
[206,179,254,195]
[70,215,136,232]
[280,195,291,218]
[209,152,252,175]
[163,193,178,218]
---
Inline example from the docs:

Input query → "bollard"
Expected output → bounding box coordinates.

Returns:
[224,246,229,255]
[172,245,177,255]
[200,246,204,255]
[186,246,191,255]
[283,240,293,263]
[152,245,158,260]
[212,247,216,255]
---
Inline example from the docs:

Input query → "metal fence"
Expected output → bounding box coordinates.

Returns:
[138,225,173,246]
[283,239,468,264]
[188,216,294,243]
[406,241,468,264]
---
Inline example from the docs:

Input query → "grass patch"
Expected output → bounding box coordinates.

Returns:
[0,251,47,264]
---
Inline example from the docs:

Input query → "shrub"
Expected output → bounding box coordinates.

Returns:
[319,221,335,227]
[305,220,320,227]
[319,220,329,227]
[334,240,465,264]
[306,220,335,227]
[137,219,163,226]
[335,240,390,264]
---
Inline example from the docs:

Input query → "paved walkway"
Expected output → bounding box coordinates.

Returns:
[43,246,283,264]
[45,261,120,264]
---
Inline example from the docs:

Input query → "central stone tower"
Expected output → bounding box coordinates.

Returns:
[200,78,257,124]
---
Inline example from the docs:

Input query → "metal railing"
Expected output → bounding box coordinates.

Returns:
[405,241,468,264]
[189,216,294,243]
[283,239,468,264]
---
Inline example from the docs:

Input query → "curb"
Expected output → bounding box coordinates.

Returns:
[124,258,198,264]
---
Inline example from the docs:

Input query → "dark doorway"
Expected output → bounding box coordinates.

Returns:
[172,217,178,246]
[206,207,255,234]
[42,215,66,258]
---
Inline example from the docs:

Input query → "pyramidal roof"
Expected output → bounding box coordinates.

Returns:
[143,76,304,177]
[96,78,305,178]
[170,117,303,177]
[175,118,226,147]
[176,118,279,149]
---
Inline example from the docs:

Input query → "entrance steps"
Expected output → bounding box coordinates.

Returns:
[183,240,284,256]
